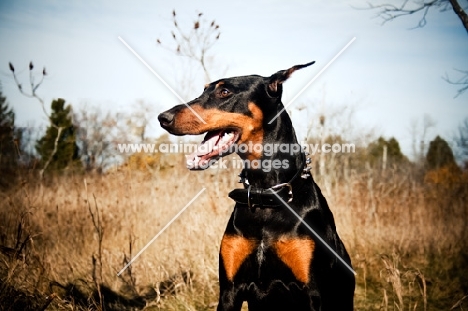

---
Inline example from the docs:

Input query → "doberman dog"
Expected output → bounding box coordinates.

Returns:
[158,62,355,310]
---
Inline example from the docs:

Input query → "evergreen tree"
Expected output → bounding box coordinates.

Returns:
[35,98,80,171]
[0,87,19,188]
[368,136,407,168]
[426,135,457,170]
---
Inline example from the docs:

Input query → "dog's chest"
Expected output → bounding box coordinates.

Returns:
[256,240,266,266]
[251,236,314,284]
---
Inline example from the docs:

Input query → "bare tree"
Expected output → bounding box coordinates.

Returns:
[156,10,221,83]
[365,0,468,97]
[9,62,48,116]
[454,117,468,165]
[73,100,156,173]
[8,62,64,178]
[74,106,118,172]
[443,69,468,98]
[125,100,156,143]
[409,113,436,163]
[367,0,468,32]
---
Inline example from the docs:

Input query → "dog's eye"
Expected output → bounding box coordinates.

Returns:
[219,88,231,98]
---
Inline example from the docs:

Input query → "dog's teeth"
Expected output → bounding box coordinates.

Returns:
[213,146,219,150]
[222,132,234,141]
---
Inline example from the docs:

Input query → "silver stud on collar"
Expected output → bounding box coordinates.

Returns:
[301,146,312,179]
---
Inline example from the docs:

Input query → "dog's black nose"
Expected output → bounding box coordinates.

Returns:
[158,111,174,127]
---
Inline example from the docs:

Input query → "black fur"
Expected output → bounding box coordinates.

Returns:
[158,63,355,310]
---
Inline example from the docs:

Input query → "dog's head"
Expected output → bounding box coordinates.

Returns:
[158,62,314,170]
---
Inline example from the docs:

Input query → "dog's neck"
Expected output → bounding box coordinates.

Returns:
[240,110,305,189]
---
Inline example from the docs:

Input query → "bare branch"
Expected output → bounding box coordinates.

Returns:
[364,0,443,28]
[156,10,221,82]
[364,0,468,33]
[39,126,63,179]
[448,0,468,33]
[9,62,49,121]
[443,69,468,97]
[84,179,104,309]
[9,62,64,178]
[361,1,468,97]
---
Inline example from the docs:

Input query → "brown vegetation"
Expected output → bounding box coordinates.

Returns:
[0,152,467,310]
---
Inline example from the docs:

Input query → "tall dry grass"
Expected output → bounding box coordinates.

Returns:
[0,153,467,310]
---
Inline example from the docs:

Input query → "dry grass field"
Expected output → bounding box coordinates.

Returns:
[0,152,467,310]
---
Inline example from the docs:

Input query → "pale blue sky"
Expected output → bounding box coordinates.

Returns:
[0,0,467,158]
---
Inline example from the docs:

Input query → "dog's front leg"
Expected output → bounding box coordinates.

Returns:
[217,254,244,311]
[217,281,244,311]
[217,233,257,311]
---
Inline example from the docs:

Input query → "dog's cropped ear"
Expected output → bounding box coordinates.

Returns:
[267,61,315,96]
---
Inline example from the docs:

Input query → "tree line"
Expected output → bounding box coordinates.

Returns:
[1,85,465,187]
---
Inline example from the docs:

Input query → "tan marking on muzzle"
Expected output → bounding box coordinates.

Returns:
[173,102,264,160]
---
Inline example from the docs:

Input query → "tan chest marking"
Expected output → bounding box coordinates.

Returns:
[273,238,315,284]
[220,235,257,281]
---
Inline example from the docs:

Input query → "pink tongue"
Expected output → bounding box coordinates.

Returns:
[196,132,221,156]
[186,131,222,167]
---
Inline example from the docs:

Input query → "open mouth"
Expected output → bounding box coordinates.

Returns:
[186,129,240,170]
